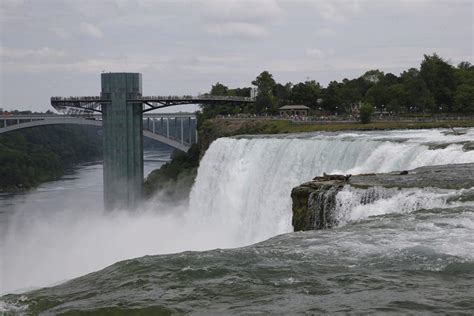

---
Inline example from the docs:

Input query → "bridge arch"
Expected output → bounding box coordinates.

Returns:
[0,117,189,152]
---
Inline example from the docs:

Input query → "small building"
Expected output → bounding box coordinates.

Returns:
[279,105,310,117]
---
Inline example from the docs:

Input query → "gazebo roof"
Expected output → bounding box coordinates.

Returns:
[279,105,310,110]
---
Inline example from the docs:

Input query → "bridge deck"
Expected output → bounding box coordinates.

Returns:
[0,114,196,152]
[50,95,254,113]
[1,113,196,120]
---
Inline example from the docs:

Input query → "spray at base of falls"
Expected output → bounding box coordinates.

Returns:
[2,128,474,294]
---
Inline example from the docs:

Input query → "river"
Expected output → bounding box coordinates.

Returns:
[1,129,474,314]
[0,150,172,293]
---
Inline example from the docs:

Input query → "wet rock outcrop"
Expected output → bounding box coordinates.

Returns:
[291,163,474,231]
[292,176,350,231]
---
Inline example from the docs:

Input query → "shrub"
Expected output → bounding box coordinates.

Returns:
[359,104,374,124]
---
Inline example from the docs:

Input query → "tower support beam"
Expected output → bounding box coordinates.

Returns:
[101,73,143,210]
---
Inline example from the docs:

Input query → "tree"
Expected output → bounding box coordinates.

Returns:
[210,82,229,96]
[289,80,322,108]
[365,84,389,109]
[252,71,277,113]
[321,81,343,113]
[200,82,234,118]
[420,54,456,111]
[228,87,252,97]
[454,84,474,112]
[329,78,367,113]
[361,69,385,84]
[359,103,374,124]
[252,71,276,96]
[273,82,292,106]
[385,84,406,114]
[401,69,435,113]
[453,62,474,113]
[458,61,473,70]
[454,62,474,87]
[382,73,400,86]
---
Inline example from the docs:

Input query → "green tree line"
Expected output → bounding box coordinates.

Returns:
[200,54,474,118]
[0,126,102,191]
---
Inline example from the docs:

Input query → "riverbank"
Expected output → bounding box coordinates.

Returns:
[201,118,474,137]
[144,145,200,201]
[0,125,102,192]
[144,118,474,199]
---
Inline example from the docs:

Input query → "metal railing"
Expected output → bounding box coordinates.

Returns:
[51,95,254,102]
[51,96,103,101]
[139,95,254,102]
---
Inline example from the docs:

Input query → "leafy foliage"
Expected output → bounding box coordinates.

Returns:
[252,71,277,113]
[359,104,374,124]
[420,54,456,111]
[199,53,473,118]
[0,126,102,191]
[143,144,200,200]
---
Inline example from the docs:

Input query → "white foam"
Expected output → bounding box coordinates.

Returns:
[189,129,474,242]
[2,128,474,294]
[334,187,474,224]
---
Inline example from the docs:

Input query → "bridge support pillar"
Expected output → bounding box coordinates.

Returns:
[180,119,184,144]
[101,73,143,210]
[188,117,192,144]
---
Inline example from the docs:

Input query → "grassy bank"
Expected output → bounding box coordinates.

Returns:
[144,118,474,200]
[201,118,474,137]
[144,145,200,202]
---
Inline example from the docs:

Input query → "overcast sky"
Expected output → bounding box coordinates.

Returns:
[0,0,472,112]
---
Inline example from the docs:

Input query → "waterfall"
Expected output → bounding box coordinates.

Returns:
[189,129,474,242]
[307,184,341,229]
[334,186,473,225]
[3,129,474,294]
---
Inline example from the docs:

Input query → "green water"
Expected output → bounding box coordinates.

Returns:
[2,206,474,315]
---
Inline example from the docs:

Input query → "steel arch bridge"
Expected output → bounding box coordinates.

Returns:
[31,72,255,209]
[0,114,197,152]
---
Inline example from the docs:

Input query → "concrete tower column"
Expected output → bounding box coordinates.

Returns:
[101,73,143,210]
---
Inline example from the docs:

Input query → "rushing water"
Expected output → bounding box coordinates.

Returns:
[1,129,474,314]
[0,150,172,294]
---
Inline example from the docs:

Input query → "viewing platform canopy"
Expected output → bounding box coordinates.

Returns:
[279,105,310,117]
[51,94,255,114]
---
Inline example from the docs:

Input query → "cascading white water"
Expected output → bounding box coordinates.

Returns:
[2,128,474,294]
[334,186,474,225]
[189,129,474,242]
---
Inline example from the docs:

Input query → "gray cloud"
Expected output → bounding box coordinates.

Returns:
[205,22,269,39]
[0,0,472,111]
[0,46,66,59]
[200,0,285,39]
[79,22,104,39]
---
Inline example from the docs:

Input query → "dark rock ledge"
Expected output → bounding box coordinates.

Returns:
[291,163,474,231]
